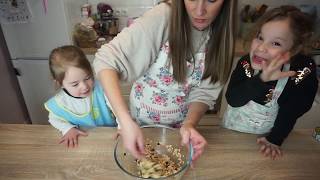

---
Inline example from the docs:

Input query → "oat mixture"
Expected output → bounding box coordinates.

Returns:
[136,139,185,178]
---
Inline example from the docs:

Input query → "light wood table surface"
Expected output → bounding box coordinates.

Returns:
[0,124,319,180]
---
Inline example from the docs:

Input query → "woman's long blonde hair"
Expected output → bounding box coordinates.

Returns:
[168,0,237,84]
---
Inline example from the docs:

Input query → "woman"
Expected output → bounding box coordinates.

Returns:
[93,0,237,161]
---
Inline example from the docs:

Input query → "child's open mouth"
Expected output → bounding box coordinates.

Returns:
[252,55,266,65]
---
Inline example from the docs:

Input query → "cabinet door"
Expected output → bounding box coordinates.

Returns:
[12,59,56,124]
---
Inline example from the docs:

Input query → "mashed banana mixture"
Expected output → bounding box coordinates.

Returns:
[136,139,185,178]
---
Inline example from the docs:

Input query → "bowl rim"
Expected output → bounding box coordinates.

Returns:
[113,124,193,179]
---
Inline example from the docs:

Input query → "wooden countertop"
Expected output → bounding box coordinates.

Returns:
[0,124,319,179]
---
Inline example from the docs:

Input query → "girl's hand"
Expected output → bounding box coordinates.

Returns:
[59,128,88,148]
[260,52,296,82]
[121,120,145,159]
[257,137,283,160]
[180,123,207,162]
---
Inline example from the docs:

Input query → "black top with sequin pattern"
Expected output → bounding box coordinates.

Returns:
[225,53,318,146]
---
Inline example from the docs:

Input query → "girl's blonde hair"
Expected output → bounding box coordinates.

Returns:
[245,5,314,55]
[168,0,237,84]
[49,45,93,87]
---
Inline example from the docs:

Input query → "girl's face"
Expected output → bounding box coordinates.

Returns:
[61,66,94,98]
[184,0,224,31]
[250,19,294,70]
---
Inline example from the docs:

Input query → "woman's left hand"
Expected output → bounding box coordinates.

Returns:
[257,137,283,160]
[180,123,207,162]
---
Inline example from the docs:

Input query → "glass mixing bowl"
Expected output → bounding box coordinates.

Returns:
[114,125,193,179]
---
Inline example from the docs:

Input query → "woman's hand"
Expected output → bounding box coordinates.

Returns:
[121,119,145,159]
[257,137,282,160]
[180,123,207,162]
[59,128,88,148]
[260,52,296,82]
[98,69,145,159]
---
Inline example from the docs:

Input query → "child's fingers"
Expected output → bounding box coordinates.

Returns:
[274,52,291,69]
[78,130,88,137]
[70,139,74,148]
[259,144,266,153]
[69,139,73,148]
[59,138,65,144]
[272,148,282,160]
[264,147,271,157]
[73,139,77,148]
[278,71,296,79]
[69,139,74,148]
[74,137,78,147]
[277,51,290,62]
[287,71,296,77]
[268,145,283,160]
[256,137,265,145]
[271,149,277,160]
[269,54,282,68]
[261,60,268,70]
[275,147,282,157]
[66,139,70,148]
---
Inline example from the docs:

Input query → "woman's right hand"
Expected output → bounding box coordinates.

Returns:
[98,69,145,158]
[121,119,145,159]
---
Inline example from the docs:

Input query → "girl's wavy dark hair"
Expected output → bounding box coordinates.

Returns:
[244,5,314,55]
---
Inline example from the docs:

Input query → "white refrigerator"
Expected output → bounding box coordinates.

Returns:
[1,0,86,124]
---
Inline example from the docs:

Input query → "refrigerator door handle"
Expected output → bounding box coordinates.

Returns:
[14,67,21,76]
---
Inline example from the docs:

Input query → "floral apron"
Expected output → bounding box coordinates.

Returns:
[130,41,207,127]
[222,64,290,134]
